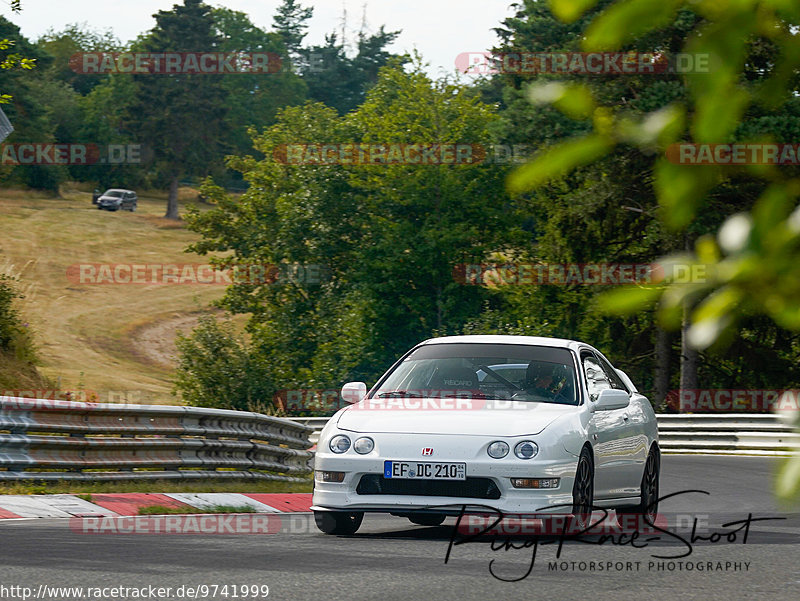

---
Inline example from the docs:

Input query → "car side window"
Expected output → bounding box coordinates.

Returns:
[581,352,611,400]
[595,354,629,393]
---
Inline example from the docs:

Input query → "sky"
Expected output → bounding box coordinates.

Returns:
[6,1,517,76]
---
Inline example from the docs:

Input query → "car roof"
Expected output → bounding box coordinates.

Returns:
[104,188,134,193]
[419,335,587,351]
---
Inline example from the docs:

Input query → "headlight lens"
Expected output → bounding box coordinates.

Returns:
[487,440,509,459]
[514,441,539,459]
[353,437,374,454]
[329,435,351,453]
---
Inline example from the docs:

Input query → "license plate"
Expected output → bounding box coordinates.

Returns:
[384,460,466,480]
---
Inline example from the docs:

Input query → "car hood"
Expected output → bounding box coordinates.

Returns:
[335,400,574,436]
[99,196,120,202]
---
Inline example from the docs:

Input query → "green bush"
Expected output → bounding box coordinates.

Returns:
[173,315,275,411]
[0,274,36,363]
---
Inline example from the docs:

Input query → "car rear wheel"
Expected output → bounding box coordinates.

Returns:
[615,446,660,530]
[408,514,446,527]
[314,510,363,535]
[570,446,594,532]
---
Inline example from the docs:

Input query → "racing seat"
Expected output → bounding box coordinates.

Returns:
[428,366,480,391]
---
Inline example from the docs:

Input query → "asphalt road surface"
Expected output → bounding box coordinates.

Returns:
[1,456,799,601]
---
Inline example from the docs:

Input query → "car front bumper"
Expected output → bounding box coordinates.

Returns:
[311,432,579,516]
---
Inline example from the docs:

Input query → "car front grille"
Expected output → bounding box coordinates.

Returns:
[356,474,501,500]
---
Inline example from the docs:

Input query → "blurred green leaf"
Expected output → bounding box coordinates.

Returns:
[752,184,798,241]
[618,105,685,147]
[692,89,749,143]
[528,82,596,120]
[583,0,682,51]
[776,453,800,501]
[507,135,614,193]
[654,159,720,229]
[548,0,601,23]
[597,285,665,315]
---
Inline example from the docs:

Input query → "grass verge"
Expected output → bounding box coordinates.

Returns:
[138,504,257,515]
[0,478,313,495]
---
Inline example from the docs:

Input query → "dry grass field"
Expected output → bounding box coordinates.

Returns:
[0,186,240,404]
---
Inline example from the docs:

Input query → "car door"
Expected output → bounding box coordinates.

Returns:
[582,350,629,500]
[595,352,649,494]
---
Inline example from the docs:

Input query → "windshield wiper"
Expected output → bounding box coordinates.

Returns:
[375,390,423,398]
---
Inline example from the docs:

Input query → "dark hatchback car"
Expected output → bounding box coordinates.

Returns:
[96,189,137,212]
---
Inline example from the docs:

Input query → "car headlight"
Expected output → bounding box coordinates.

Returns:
[487,440,509,459]
[354,437,374,454]
[514,441,538,459]
[329,435,351,453]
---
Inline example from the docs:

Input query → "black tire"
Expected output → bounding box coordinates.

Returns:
[408,514,446,527]
[616,446,660,530]
[570,446,594,532]
[314,511,363,535]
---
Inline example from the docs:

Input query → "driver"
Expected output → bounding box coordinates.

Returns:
[524,361,567,399]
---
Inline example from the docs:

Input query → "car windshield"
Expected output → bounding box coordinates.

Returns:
[372,343,579,405]
[103,190,124,198]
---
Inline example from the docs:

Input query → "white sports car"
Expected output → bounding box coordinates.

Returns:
[312,335,660,535]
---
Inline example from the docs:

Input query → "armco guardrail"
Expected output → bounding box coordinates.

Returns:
[288,413,800,456]
[0,397,314,481]
[656,413,800,456]
[286,417,330,445]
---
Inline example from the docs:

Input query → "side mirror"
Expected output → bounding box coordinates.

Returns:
[592,388,630,411]
[341,382,367,404]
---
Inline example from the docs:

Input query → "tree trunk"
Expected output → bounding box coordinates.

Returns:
[680,304,699,396]
[165,176,180,219]
[679,234,698,401]
[654,326,671,407]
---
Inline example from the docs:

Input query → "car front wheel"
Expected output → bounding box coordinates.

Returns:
[616,446,660,530]
[570,446,594,532]
[314,511,363,535]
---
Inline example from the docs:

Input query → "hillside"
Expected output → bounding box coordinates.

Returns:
[0,188,230,404]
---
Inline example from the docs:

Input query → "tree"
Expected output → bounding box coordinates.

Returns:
[180,61,511,399]
[302,28,405,114]
[508,0,800,498]
[271,0,313,65]
[36,23,121,96]
[125,0,228,218]
[0,17,65,192]
[0,0,32,104]
[212,7,306,160]
[484,0,800,403]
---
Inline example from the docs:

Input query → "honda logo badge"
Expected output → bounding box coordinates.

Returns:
[421,448,434,456]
